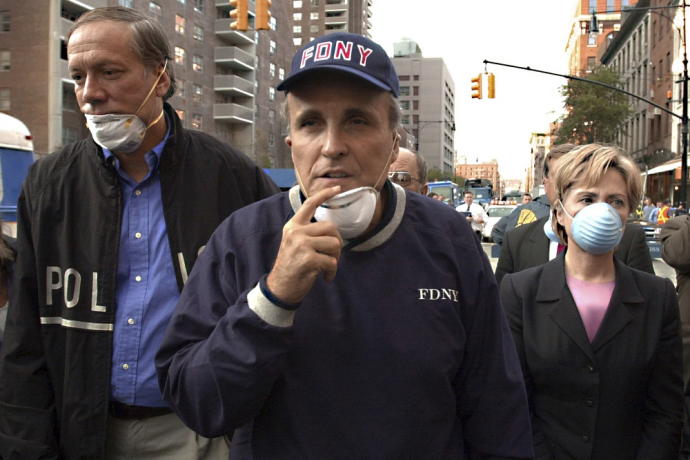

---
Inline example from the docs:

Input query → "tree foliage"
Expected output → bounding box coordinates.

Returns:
[554,66,633,144]
[427,168,466,186]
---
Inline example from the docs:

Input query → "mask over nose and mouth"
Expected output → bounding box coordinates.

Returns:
[85,61,168,153]
[296,136,398,240]
[558,201,624,255]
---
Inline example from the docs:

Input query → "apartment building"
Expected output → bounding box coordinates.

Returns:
[600,0,651,162]
[565,0,638,76]
[455,161,499,189]
[391,39,455,174]
[288,0,372,48]
[0,0,294,166]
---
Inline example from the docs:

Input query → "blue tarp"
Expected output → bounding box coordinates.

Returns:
[264,168,297,189]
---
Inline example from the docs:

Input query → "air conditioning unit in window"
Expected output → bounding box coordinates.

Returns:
[654,108,662,116]
[650,90,655,98]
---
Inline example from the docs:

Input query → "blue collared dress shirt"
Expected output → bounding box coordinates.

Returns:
[104,116,177,407]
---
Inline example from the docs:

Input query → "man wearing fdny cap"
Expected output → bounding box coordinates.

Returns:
[156,33,533,459]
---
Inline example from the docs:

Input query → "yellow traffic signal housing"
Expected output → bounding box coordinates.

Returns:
[256,0,272,30]
[471,74,482,99]
[488,73,495,99]
[230,0,248,32]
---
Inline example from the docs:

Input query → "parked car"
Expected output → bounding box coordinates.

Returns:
[482,204,517,242]
[628,215,661,242]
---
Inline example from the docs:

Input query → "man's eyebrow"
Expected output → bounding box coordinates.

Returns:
[294,109,321,125]
[343,107,375,120]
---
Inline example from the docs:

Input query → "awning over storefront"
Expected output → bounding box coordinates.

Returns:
[641,160,682,176]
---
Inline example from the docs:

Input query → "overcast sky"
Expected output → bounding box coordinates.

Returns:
[370,0,577,180]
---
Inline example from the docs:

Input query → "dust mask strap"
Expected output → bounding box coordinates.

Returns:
[132,60,168,129]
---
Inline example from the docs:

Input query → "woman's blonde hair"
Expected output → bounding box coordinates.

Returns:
[551,144,641,244]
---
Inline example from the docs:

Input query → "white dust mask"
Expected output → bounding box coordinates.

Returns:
[559,201,623,255]
[313,187,379,239]
[299,136,398,240]
[86,61,167,153]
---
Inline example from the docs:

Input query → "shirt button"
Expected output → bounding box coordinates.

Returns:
[135,275,142,282]
[135,190,141,196]
[122,363,129,370]
[582,434,589,443]
[586,364,595,372]
[135,232,142,239]
[586,398,594,407]
[128,318,134,325]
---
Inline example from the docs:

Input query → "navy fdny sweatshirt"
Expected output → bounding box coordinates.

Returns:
[156,181,533,459]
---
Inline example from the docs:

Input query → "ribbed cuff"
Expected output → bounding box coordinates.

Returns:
[247,275,299,328]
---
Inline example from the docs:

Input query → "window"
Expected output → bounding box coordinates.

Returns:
[119,0,133,7]
[269,109,275,124]
[175,47,185,64]
[194,24,204,42]
[293,0,302,7]
[0,51,9,71]
[255,80,259,91]
[413,75,419,81]
[176,109,185,121]
[270,40,276,55]
[62,127,77,145]
[194,0,204,13]
[149,2,161,23]
[176,79,185,97]
[401,115,409,125]
[667,52,671,73]
[255,55,259,69]
[310,24,318,33]
[0,11,9,32]
[588,33,596,46]
[310,12,319,20]
[269,87,275,101]
[399,75,410,81]
[293,13,302,21]
[293,26,302,33]
[413,100,419,110]
[255,104,259,119]
[587,56,595,71]
[177,0,185,3]
[270,63,276,78]
[311,0,319,5]
[192,114,202,130]
[255,31,259,44]
[270,17,276,31]
[400,100,409,110]
[399,86,409,96]
[588,0,595,13]
[606,0,614,13]
[279,67,285,80]
[0,88,9,111]
[651,66,656,84]
[193,54,203,72]
[175,15,186,35]
[269,133,275,146]
[413,114,419,125]
[413,86,419,96]
[293,38,302,46]
[63,89,77,111]
[193,84,202,101]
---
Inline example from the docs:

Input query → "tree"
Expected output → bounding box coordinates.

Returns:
[554,66,633,144]
[427,168,466,186]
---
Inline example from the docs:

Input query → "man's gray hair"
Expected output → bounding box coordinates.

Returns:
[68,6,176,100]
[280,92,402,135]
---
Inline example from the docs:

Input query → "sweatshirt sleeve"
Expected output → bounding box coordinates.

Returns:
[661,216,690,272]
[155,220,293,438]
[455,239,534,459]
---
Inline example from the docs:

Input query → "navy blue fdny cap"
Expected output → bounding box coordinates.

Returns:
[277,32,399,98]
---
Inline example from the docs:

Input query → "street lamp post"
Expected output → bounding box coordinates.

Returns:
[681,0,688,207]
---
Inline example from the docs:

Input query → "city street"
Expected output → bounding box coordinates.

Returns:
[481,243,677,286]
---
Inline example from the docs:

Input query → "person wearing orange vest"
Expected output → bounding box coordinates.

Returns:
[659,198,673,224]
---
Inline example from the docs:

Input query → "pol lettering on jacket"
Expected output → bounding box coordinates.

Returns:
[46,267,106,312]
[300,40,374,68]
[418,288,459,302]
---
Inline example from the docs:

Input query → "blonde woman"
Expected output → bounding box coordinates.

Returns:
[500,144,683,459]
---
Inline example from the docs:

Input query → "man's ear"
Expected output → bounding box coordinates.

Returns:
[155,62,170,98]
[285,136,292,148]
[420,184,429,196]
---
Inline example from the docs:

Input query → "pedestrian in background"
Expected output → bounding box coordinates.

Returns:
[521,193,532,204]
[457,190,488,240]
[0,6,278,459]
[651,200,663,223]
[642,196,656,220]
[659,198,673,224]
[388,147,428,195]
[501,144,683,459]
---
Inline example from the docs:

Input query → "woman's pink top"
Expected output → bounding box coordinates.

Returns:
[565,274,615,343]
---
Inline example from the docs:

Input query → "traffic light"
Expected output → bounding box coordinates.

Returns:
[256,0,272,30]
[230,0,248,32]
[471,74,482,99]
[488,73,495,99]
